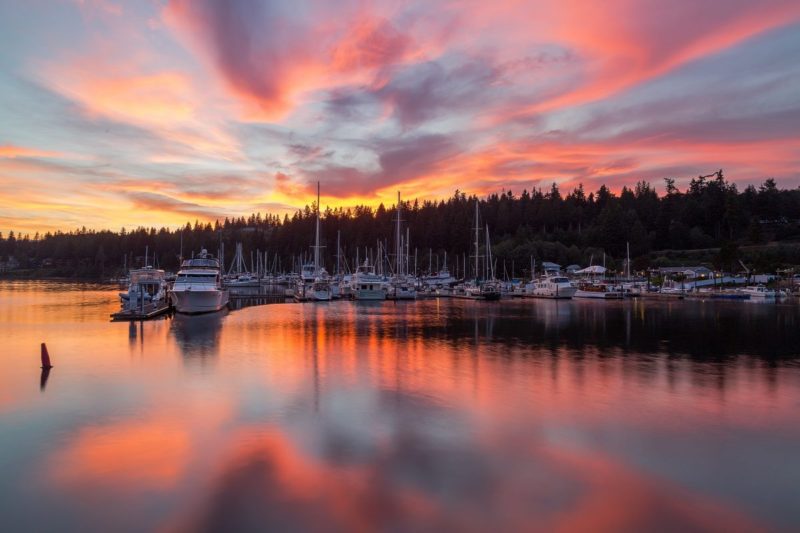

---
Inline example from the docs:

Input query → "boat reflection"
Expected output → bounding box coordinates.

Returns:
[170,310,228,360]
[39,367,51,392]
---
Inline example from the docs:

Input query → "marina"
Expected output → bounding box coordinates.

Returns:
[105,238,799,319]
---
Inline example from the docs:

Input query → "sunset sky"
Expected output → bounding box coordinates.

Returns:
[1,0,799,234]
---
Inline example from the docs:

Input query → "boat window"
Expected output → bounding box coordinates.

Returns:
[176,274,216,282]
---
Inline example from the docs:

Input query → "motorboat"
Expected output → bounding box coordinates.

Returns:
[526,276,577,299]
[171,249,230,314]
[119,266,167,310]
[739,285,776,298]
[574,281,624,299]
[352,261,386,300]
[659,280,689,295]
[621,282,647,297]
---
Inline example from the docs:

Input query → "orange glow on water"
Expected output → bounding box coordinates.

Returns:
[2,283,800,530]
[50,421,191,490]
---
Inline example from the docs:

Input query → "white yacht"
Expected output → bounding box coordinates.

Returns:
[739,285,776,298]
[171,249,230,314]
[119,266,168,310]
[526,276,577,299]
[352,261,386,300]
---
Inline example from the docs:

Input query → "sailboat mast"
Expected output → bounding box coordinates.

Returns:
[396,191,401,277]
[474,201,480,280]
[336,230,341,275]
[406,227,410,278]
[626,241,630,278]
[314,181,321,273]
[485,224,493,280]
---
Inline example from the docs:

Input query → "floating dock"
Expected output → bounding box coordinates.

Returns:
[110,302,172,321]
[684,292,749,300]
[639,292,685,300]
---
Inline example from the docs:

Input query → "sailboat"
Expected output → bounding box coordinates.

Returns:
[224,243,259,287]
[387,192,416,300]
[294,182,332,301]
[453,201,501,300]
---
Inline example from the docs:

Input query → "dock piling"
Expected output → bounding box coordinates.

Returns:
[40,342,53,369]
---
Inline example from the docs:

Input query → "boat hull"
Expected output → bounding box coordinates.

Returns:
[387,288,416,300]
[354,289,386,300]
[311,290,332,301]
[574,290,623,299]
[527,286,577,299]
[171,289,229,314]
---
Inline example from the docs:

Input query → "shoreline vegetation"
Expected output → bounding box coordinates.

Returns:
[2,174,800,279]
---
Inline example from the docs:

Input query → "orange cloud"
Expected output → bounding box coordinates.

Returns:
[78,72,195,126]
[0,145,63,159]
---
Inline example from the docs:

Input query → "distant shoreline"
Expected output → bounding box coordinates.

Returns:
[0,272,117,283]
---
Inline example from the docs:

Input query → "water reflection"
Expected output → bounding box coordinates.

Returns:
[1,282,800,532]
[39,367,51,392]
[227,285,289,310]
[171,310,227,360]
[167,425,765,533]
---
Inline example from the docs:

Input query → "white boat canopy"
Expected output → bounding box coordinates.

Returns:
[575,265,607,275]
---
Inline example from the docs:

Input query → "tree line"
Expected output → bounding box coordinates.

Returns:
[2,171,800,278]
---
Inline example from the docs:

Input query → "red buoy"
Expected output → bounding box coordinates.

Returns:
[41,343,53,369]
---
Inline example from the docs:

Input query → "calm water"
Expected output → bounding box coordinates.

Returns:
[1,281,799,532]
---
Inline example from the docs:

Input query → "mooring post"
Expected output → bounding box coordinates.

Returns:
[41,343,53,369]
